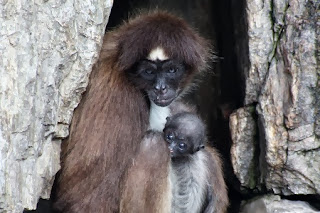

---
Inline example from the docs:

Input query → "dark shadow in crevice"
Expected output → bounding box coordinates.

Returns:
[282,194,320,211]
[210,0,248,212]
[23,199,57,213]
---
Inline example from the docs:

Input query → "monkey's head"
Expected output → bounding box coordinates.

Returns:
[115,11,211,107]
[128,58,187,106]
[163,112,206,158]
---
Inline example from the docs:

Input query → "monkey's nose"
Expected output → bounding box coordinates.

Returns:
[154,84,167,94]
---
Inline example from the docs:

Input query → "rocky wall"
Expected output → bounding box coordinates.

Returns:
[230,0,319,209]
[0,1,112,212]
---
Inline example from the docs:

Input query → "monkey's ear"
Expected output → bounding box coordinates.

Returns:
[166,116,171,122]
[195,145,205,152]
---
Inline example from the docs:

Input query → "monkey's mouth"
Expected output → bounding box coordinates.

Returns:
[169,150,175,158]
[153,96,175,107]
[149,90,177,107]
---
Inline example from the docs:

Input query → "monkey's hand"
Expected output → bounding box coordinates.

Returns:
[144,130,162,139]
[139,130,168,159]
[141,130,163,148]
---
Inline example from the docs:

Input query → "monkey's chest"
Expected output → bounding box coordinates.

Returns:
[170,163,207,213]
[148,102,171,131]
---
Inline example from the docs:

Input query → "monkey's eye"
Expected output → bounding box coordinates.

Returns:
[144,70,154,75]
[167,68,177,73]
[178,143,187,150]
[166,133,174,142]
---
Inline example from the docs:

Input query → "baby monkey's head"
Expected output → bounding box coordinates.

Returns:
[164,112,206,159]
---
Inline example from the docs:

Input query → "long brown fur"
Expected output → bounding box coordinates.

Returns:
[206,147,229,213]
[53,40,149,212]
[53,11,210,212]
[120,131,171,213]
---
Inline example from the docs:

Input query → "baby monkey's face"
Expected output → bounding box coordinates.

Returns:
[163,126,193,158]
[163,112,206,159]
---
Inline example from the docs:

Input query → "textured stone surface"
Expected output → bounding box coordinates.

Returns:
[231,0,320,198]
[243,0,273,105]
[230,106,259,190]
[241,195,320,213]
[257,0,320,195]
[0,1,112,212]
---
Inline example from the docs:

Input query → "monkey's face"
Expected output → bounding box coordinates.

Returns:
[163,120,196,158]
[127,59,188,107]
[163,128,193,158]
[164,112,206,158]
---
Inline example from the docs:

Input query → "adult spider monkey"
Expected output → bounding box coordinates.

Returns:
[53,11,211,212]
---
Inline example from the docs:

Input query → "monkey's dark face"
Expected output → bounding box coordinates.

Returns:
[163,128,194,158]
[127,59,187,107]
[163,113,206,159]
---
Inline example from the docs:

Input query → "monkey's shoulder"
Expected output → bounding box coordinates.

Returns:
[169,100,196,115]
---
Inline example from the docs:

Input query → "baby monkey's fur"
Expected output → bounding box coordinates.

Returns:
[120,112,228,213]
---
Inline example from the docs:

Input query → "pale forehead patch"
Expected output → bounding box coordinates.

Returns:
[147,47,168,61]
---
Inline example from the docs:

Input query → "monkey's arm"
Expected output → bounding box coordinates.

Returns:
[119,131,171,213]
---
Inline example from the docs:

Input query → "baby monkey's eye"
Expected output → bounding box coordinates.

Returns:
[178,143,187,150]
[166,133,174,142]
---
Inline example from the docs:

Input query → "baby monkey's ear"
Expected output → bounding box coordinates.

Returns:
[166,116,171,122]
[195,145,205,152]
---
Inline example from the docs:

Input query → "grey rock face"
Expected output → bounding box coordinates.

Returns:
[0,1,112,212]
[243,0,274,105]
[230,0,320,198]
[241,195,320,213]
[230,106,259,190]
